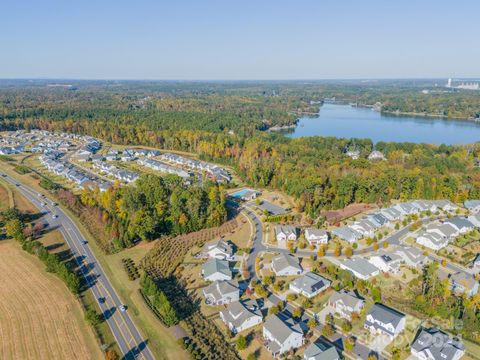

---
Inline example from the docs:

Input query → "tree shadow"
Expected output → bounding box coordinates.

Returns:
[103,306,116,320]
[122,339,149,360]
[153,275,200,321]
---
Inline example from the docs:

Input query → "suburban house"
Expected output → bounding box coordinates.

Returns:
[350,219,376,238]
[416,231,449,251]
[331,226,362,243]
[219,299,263,334]
[411,327,465,360]
[393,202,419,215]
[202,280,239,305]
[411,200,438,213]
[439,270,479,297]
[368,251,402,274]
[263,314,304,357]
[275,225,298,248]
[368,150,386,161]
[380,207,402,221]
[340,257,380,280]
[394,246,430,269]
[203,239,234,260]
[364,303,406,340]
[240,189,258,201]
[202,258,232,282]
[289,272,331,298]
[445,217,474,234]
[346,150,360,160]
[271,253,303,276]
[367,213,390,227]
[468,214,480,227]
[427,223,459,239]
[327,291,365,320]
[431,200,458,212]
[304,338,341,360]
[305,228,329,247]
[464,200,480,214]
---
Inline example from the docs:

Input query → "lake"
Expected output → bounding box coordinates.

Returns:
[286,103,480,144]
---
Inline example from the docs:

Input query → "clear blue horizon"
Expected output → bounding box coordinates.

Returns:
[2,0,479,80]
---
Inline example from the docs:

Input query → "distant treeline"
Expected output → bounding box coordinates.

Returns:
[1,83,480,219]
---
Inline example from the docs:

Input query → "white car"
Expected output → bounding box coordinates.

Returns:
[52,214,58,219]
[119,305,127,312]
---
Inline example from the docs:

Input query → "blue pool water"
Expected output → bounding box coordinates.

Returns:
[230,188,254,198]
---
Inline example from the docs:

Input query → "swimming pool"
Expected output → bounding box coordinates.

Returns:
[230,188,255,198]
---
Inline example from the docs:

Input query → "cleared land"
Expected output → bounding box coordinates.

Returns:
[0,241,101,360]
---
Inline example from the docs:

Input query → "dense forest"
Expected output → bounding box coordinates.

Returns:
[1,81,480,219]
[58,174,227,252]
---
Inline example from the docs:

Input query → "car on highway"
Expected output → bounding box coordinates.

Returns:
[0,173,6,177]
[15,183,20,186]
[51,201,57,206]
[52,214,58,219]
[41,202,47,206]
[119,305,127,312]
[98,297,106,304]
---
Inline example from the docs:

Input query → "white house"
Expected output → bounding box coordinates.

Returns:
[468,214,480,227]
[364,303,406,340]
[203,239,234,260]
[411,328,465,360]
[368,251,402,274]
[368,151,386,161]
[275,225,298,248]
[271,253,303,276]
[304,228,329,247]
[202,258,232,282]
[464,200,480,214]
[394,246,430,269]
[220,300,263,334]
[202,280,239,306]
[445,217,474,234]
[425,223,459,240]
[340,257,380,280]
[416,231,449,251]
[304,338,341,360]
[327,291,365,320]
[263,314,304,357]
[289,272,331,298]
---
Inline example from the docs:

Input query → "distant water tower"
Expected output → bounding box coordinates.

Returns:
[447,78,452,88]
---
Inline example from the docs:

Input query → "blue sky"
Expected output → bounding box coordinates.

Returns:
[1,0,479,79]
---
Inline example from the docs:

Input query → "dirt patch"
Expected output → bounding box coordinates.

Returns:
[0,241,101,360]
[322,203,377,225]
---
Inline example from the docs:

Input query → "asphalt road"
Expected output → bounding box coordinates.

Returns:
[1,174,155,360]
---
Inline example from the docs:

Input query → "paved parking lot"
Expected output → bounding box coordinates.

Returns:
[251,200,288,215]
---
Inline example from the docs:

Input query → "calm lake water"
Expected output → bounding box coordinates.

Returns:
[286,104,480,144]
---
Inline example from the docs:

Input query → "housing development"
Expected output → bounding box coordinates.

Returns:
[1,125,480,360]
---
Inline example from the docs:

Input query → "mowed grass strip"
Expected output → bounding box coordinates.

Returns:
[0,241,102,360]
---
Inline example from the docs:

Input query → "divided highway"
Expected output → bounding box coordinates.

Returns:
[1,174,155,360]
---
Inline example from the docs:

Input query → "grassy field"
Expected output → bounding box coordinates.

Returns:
[0,180,13,211]
[0,159,189,359]
[0,240,102,360]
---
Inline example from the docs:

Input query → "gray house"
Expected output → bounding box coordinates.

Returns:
[263,314,304,357]
[271,253,303,276]
[364,303,406,340]
[411,327,465,360]
[304,338,341,360]
[202,280,239,305]
[220,299,263,334]
[289,272,331,298]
